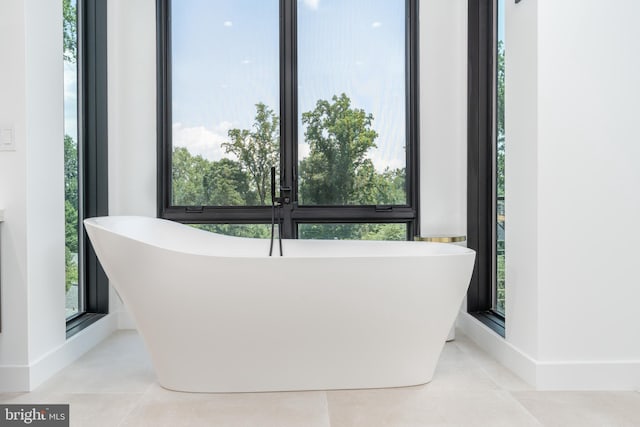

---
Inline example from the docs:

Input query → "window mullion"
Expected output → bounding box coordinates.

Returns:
[280,0,297,238]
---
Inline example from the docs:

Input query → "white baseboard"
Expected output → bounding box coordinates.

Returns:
[456,311,640,391]
[0,313,118,392]
[456,311,538,386]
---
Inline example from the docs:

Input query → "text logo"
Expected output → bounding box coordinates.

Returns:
[0,405,69,427]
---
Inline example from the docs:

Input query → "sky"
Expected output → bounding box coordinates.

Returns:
[64,0,78,144]
[171,0,407,171]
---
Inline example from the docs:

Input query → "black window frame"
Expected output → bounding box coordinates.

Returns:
[467,0,505,336]
[66,0,109,338]
[156,0,420,240]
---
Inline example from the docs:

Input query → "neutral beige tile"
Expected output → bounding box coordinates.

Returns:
[512,391,640,427]
[64,392,144,427]
[35,331,155,394]
[433,390,542,427]
[0,392,29,403]
[429,361,501,392]
[5,330,638,427]
[437,341,476,367]
[120,384,330,427]
[328,388,542,427]
[327,387,447,427]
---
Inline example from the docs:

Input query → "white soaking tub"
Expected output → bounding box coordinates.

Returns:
[84,216,475,392]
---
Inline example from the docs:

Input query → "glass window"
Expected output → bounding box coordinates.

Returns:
[466,0,505,336]
[298,223,407,241]
[494,0,506,315]
[297,0,407,206]
[170,0,280,207]
[159,0,419,240]
[64,0,81,318]
[64,0,109,334]
[189,223,271,238]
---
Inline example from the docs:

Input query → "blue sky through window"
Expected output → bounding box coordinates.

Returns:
[64,0,78,143]
[171,0,406,172]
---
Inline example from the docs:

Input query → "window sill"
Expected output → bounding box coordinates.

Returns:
[66,312,106,339]
[470,310,505,338]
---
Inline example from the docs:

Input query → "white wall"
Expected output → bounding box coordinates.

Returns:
[419,0,468,238]
[0,0,116,392]
[0,0,30,383]
[459,0,640,390]
[537,0,640,362]
[107,0,157,327]
[108,0,157,219]
[503,0,540,360]
[24,0,67,366]
[535,0,640,369]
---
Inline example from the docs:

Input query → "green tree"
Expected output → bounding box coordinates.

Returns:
[223,103,279,205]
[171,95,409,241]
[172,147,210,206]
[172,147,254,206]
[64,0,78,294]
[497,40,505,198]
[203,158,255,205]
[64,135,78,207]
[299,93,379,205]
[63,0,77,63]
[64,135,78,292]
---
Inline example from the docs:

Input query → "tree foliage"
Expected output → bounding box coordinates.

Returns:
[172,94,407,240]
[299,93,382,205]
[172,147,254,206]
[497,40,505,198]
[63,0,78,294]
[64,135,78,292]
[222,103,279,205]
[63,0,77,63]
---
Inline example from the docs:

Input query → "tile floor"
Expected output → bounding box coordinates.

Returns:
[1,330,638,426]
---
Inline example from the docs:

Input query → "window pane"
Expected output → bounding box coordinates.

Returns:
[298,223,406,241]
[171,0,280,207]
[297,0,407,206]
[495,0,506,315]
[189,223,271,239]
[64,0,80,318]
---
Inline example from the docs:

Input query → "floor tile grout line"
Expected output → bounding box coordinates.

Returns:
[451,333,532,391]
[505,390,547,426]
[322,391,331,427]
[447,339,506,391]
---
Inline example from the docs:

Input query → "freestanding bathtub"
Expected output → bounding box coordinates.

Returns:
[84,216,475,393]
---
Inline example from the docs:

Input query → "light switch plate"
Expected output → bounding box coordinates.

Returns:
[0,127,16,151]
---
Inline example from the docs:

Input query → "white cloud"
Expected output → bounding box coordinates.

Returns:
[298,142,310,160]
[223,21,233,27]
[241,59,251,65]
[304,0,320,10]
[172,122,237,161]
[372,21,382,28]
[369,150,404,172]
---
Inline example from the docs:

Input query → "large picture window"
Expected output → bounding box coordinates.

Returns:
[64,0,109,336]
[467,0,505,335]
[158,0,419,240]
